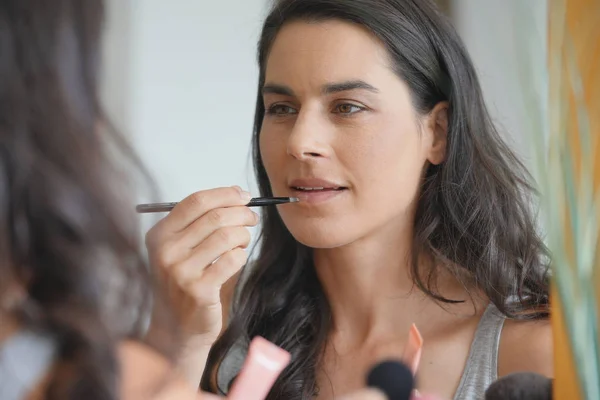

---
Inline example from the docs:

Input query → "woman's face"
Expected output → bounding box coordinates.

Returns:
[259,20,446,248]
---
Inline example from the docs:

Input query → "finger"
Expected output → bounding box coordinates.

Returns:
[161,186,252,233]
[173,227,251,285]
[150,235,192,272]
[152,206,256,267]
[336,388,387,400]
[187,248,248,304]
[176,206,258,249]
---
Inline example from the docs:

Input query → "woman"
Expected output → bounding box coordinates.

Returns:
[0,1,237,399]
[146,0,553,399]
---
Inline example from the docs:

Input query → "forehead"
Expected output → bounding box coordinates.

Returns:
[265,20,393,85]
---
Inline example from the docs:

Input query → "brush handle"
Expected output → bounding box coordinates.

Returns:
[135,197,298,213]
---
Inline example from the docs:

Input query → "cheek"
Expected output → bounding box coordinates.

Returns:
[348,120,425,195]
[339,119,426,231]
[259,129,287,187]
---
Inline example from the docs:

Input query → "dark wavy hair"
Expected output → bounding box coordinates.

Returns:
[0,1,176,399]
[202,0,550,398]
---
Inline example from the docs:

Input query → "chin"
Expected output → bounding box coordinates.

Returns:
[279,213,358,249]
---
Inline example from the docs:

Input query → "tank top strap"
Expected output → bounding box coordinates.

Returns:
[453,303,506,400]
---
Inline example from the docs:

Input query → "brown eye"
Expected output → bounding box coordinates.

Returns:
[334,104,363,115]
[267,105,298,115]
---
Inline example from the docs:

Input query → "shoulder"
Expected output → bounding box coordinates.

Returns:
[26,340,215,400]
[118,341,218,400]
[497,317,553,378]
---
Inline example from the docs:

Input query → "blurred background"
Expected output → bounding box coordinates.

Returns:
[99,0,548,234]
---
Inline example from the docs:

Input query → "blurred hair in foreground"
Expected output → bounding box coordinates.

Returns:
[0,2,175,399]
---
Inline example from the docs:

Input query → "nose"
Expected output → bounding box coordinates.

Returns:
[286,109,331,161]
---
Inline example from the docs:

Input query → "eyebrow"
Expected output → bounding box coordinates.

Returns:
[262,83,294,96]
[323,80,379,94]
[262,80,379,97]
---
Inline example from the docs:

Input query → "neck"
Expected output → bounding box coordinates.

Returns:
[313,219,475,349]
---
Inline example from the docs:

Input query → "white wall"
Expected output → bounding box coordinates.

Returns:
[102,0,269,194]
[450,0,548,166]
[128,0,269,201]
[101,0,133,135]
[101,0,269,236]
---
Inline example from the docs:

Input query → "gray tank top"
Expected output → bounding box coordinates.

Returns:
[217,303,506,399]
[0,331,56,400]
[452,303,506,399]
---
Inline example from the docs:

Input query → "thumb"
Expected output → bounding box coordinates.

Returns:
[336,388,388,400]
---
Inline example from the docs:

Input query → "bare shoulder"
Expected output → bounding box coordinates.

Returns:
[498,318,554,378]
[27,340,216,400]
[119,341,219,400]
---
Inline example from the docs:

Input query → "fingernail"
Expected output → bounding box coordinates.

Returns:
[241,190,252,201]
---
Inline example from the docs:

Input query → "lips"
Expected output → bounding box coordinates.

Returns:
[289,178,348,192]
[292,186,345,191]
[287,178,348,204]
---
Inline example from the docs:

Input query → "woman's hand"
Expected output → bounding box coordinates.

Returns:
[145,186,258,382]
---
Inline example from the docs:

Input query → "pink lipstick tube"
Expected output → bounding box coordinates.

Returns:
[227,336,291,400]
